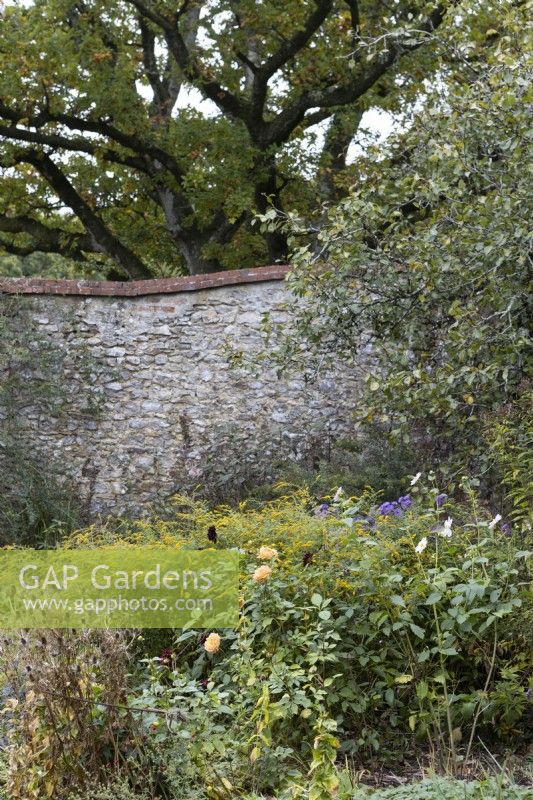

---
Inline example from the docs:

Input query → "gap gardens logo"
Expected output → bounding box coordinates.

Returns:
[0,548,239,628]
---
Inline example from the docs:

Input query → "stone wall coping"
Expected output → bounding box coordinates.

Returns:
[0,265,291,297]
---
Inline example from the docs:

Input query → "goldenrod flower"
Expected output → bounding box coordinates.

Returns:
[257,546,278,560]
[253,565,272,582]
[204,632,221,654]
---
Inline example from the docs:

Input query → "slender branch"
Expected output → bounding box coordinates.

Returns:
[0,124,150,173]
[24,151,152,279]
[262,4,449,146]
[0,214,92,261]
[139,16,171,112]
[122,0,172,32]
[0,100,185,183]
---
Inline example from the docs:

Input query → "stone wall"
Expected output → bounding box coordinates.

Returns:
[0,267,364,515]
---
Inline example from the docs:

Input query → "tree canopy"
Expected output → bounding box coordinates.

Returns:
[255,0,532,496]
[0,0,493,278]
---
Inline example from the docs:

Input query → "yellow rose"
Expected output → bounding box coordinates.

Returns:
[257,546,278,560]
[204,632,221,654]
[253,565,272,582]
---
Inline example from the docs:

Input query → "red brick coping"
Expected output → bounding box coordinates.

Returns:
[0,265,291,297]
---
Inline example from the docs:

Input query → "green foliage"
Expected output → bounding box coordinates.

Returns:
[67,780,151,800]
[0,252,105,279]
[349,776,533,800]
[484,390,533,531]
[61,775,533,800]
[245,427,418,505]
[57,482,532,798]
[0,0,508,276]
[256,1,532,510]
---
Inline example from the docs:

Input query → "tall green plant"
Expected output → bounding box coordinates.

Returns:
[256,1,532,503]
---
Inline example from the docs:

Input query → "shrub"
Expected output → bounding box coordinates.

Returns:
[60,479,532,797]
[254,3,533,503]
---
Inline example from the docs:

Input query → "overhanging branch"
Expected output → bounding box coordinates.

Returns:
[0,123,150,173]
[23,151,152,279]
[0,214,92,261]
[263,4,450,145]
[0,100,185,183]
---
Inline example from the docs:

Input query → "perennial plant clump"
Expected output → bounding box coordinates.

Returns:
[20,480,523,798]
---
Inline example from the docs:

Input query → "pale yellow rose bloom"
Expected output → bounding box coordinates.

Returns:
[253,565,272,582]
[204,632,221,654]
[257,546,278,560]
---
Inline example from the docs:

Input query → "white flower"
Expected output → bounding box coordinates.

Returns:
[440,517,453,538]
[410,472,422,486]
[333,486,344,503]
[488,514,502,530]
[415,537,428,554]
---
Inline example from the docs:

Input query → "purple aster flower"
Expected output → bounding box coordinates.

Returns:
[398,495,413,510]
[502,523,512,536]
[379,501,400,516]
[436,493,448,508]
[314,503,330,517]
[392,507,403,517]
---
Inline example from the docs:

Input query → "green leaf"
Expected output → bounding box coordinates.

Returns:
[391,594,406,607]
